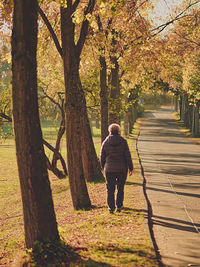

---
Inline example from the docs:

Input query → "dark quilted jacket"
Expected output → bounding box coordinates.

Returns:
[100,134,133,173]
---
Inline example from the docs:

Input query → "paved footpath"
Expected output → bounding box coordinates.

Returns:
[137,108,200,267]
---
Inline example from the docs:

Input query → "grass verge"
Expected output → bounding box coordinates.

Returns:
[173,112,200,145]
[0,122,158,266]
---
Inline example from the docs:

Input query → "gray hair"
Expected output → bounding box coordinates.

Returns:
[108,123,120,135]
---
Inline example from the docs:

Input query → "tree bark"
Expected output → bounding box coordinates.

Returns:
[174,95,178,112]
[109,56,121,125]
[180,95,184,120]
[81,101,103,182]
[184,95,190,128]
[61,6,91,209]
[123,112,129,137]
[12,0,59,248]
[195,101,200,136]
[192,102,199,136]
[39,2,103,194]
[100,55,108,142]
[51,108,68,177]
[61,3,103,188]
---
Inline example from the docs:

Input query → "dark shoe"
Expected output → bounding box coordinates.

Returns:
[116,206,123,212]
[109,210,114,214]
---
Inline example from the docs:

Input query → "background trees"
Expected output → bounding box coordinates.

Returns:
[152,5,200,136]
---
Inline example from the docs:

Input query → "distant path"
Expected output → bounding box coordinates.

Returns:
[137,107,200,267]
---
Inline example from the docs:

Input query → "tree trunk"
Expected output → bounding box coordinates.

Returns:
[174,95,178,112]
[12,0,59,248]
[188,104,193,131]
[109,56,121,125]
[81,102,104,182]
[180,95,183,120]
[43,138,67,178]
[61,4,103,186]
[51,111,68,177]
[193,102,199,136]
[123,112,129,137]
[195,102,200,136]
[95,118,100,129]
[133,102,138,124]
[128,105,134,134]
[184,95,190,128]
[61,6,91,209]
[100,55,108,142]
[79,73,103,181]
[123,97,129,137]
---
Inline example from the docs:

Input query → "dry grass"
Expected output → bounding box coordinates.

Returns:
[0,124,158,266]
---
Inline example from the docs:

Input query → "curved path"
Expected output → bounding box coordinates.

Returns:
[137,108,200,267]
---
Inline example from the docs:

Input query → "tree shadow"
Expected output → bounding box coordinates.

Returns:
[91,205,107,210]
[22,241,112,267]
[152,214,200,234]
[78,243,157,266]
[146,185,200,199]
[72,253,112,266]
[122,207,147,215]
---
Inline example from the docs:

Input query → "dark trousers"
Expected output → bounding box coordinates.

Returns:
[105,172,127,211]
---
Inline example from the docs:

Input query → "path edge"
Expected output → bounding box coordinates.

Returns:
[136,130,164,267]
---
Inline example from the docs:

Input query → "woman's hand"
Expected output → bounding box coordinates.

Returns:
[129,170,133,176]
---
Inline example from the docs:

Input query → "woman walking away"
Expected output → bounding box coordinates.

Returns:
[100,123,133,214]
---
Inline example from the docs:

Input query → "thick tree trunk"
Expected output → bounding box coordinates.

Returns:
[78,72,103,181]
[109,56,121,125]
[81,102,104,182]
[12,0,59,248]
[100,55,108,142]
[61,4,103,186]
[61,6,91,209]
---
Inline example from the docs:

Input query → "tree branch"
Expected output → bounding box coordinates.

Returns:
[39,81,63,111]
[150,0,200,36]
[96,15,103,31]
[38,6,62,57]
[76,0,95,56]
[84,0,95,15]
[76,20,89,56]
[72,0,81,13]
[174,31,200,47]
[123,0,200,50]
[0,112,12,122]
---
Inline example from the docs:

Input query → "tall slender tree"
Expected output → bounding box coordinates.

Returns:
[12,0,59,248]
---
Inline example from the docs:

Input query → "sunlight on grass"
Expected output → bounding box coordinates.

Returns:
[0,120,158,266]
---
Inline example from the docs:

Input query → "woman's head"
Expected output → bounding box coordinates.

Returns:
[108,123,120,135]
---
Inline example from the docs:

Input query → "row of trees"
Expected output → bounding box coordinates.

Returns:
[2,0,151,252]
[1,0,200,261]
[142,2,200,136]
